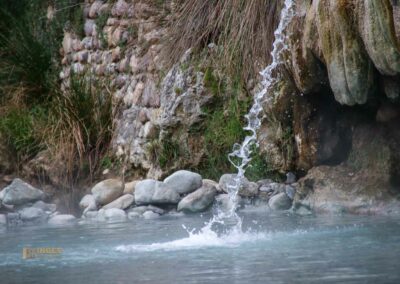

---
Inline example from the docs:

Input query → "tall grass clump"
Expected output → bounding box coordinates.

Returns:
[43,74,117,186]
[165,0,281,82]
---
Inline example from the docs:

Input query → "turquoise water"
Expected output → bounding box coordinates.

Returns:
[1,211,400,283]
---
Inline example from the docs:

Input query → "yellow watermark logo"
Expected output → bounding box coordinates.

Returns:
[22,247,63,259]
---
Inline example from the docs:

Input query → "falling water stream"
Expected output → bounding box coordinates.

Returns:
[180,0,296,239]
[113,0,297,252]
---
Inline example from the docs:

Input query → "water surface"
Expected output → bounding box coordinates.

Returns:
[1,211,400,284]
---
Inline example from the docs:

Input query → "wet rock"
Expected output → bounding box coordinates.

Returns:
[285,172,297,184]
[103,194,134,210]
[32,201,57,213]
[79,194,97,212]
[268,192,292,211]
[48,214,76,225]
[219,174,259,198]
[214,194,241,213]
[164,170,203,195]
[2,179,45,206]
[177,183,217,213]
[19,207,47,223]
[142,210,160,219]
[285,185,296,200]
[135,180,180,205]
[98,208,127,221]
[91,179,123,205]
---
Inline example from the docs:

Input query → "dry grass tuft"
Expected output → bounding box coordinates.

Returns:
[164,0,281,82]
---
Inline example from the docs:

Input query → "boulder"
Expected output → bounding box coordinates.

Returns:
[6,212,21,226]
[19,207,47,223]
[285,185,296,200]
[79,194,97,212]
[2,179,45,205]
[135,179,180,205]
[91,179,123,205]
[123,180,139,194]
[98,208,126,221]
[215,194,241,213]
[177,183,217,213]
[103,194,134,210]
[164,170,202,195]
[32,201,57,213]
[143,210,160,219]
[48,214,76,225]
[268,192,292,211]
[203,179,222,192]
[219,174,259,198]
[0,188,5,201]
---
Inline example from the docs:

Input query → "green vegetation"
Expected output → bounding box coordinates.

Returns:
[146,136,188,170]
[186,66,274,181]
[0,1,116,186]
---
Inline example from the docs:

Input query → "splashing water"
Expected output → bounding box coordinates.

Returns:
[206,0,296,233]
[116,0,296,252]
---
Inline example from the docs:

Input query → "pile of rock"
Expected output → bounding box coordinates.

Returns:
[0,179,76,226]
[79,170,298,222]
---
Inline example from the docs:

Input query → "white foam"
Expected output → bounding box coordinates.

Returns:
[115,227,268,252]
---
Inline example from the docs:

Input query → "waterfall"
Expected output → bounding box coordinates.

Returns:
[200,0,296,234]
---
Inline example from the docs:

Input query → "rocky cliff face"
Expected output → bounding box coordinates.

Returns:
[258,0,400,213]
[58,0,400,213]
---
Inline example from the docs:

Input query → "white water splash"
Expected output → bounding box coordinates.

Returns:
[115,229,267,252]
[115,0,296,252]
[207,0,296,232]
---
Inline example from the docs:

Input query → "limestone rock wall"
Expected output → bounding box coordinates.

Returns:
[60,0,211,179]
[285,0,400,105]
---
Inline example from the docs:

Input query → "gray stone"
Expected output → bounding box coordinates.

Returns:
[164,170,202,195]
[123,180,139,194]
[177,183,217,213]
[111,0,129,17]
[286,172,297,184]
[48,214,76,225]
[135,179,180,205]
[219,174,259,198]
[285,185,296,200]
[127,206,149,215]
[102,194,134,210]
[268,192,292,211]
[0,188,5,201]
[215,194,241,213]
[99,208,126,221]
[147,205,165,215]
[32,201,57,213]
[83,210,98,219]
[91,179,123,205]
[84,19,96,37]
[79,194,97,211]
[143,211,160,219]
[19,207,47,222]
[2,179,45,205]
[203,179,221,192]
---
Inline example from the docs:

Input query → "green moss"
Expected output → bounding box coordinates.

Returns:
[146,136,187,170]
